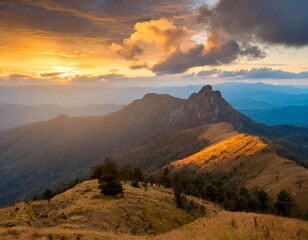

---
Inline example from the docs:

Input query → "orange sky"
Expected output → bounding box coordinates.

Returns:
[1,0,308,86]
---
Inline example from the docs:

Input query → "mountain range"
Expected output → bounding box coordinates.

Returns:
[1,83,308,107]
[1,82,308,130]
[241,105,308,126]
[0,104,122,130]
[0,85,308,211]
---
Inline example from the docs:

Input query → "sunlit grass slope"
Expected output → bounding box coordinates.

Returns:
[169,133,308,212]
[170,134,268,171]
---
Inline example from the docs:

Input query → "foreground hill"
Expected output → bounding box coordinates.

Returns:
[0,104,122,130]
[0,180,307,240]
[1,85,308,206]
[169,133,308,212]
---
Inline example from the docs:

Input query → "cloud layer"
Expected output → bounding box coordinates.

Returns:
[0,0,307,84]
[196,68,308,79]
[198,0,308,46]
[152,33,264,75]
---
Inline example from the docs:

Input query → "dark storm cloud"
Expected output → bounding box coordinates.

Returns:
[198,0,308,46]
[117,45,143,60]
[151,41,264,75]
[0,0,194,41]
[0,1,103,38]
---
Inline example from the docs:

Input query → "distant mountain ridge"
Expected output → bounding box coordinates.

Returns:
[1,82,308,107]
[0,85,307,207]
[241,106,308,126]
[0,104,122,130]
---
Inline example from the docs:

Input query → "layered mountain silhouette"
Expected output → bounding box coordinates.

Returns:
[241,105,308,126]
[0,85,307,207]
[0,103,122,130]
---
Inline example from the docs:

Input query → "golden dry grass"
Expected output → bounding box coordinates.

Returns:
[168,133,308,212]
[154,211,308,240]
[170,134,267,172]
[0,180,307,239]
[0,180,219,239]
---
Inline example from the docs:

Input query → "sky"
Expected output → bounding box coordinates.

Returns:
[1,0,308,87]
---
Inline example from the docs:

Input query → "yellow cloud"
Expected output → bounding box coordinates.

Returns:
[126,18,192,52]
[111,18,193,60]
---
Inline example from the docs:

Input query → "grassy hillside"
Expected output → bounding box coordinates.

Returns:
[114,122,239,171]
[0,180,218,239]
[0,94,183,207]
[169,134,308,212]
[0,180,307,240]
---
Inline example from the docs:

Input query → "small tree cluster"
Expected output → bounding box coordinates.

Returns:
[39,159,296,218]
[167,171,295,217]
[91,158,148,194]
[39,178,84,201]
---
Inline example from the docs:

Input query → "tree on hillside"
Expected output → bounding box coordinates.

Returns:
[172,173,194,208]
[90,157,118,179]
[160,167,171,187]
[257,190,270,212]
[205,181,225,203]
[99,173,123,196]
[97,158,123,196]
[131,167,144,188]
[274,190,293,216]
[133,168,144,181]
[119,166,133,181]
[234,187,257,212]
[42,189,53,201]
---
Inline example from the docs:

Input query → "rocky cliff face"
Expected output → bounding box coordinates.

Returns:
[169,85,249,130]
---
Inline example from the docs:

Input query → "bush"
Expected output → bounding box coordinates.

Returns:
[42,189,53,201]
[148,175,156,185]
[133,168,144,182]
[131,180,139,188]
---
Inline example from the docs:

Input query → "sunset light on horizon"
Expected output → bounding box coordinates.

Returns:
[0,0,308,86]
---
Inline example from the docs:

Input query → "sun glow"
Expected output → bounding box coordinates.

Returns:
[48,67,81,80]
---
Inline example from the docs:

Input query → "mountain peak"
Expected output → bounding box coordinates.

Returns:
[188,85,222,101]
[169,85,246,129]
[200,85,213,93]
